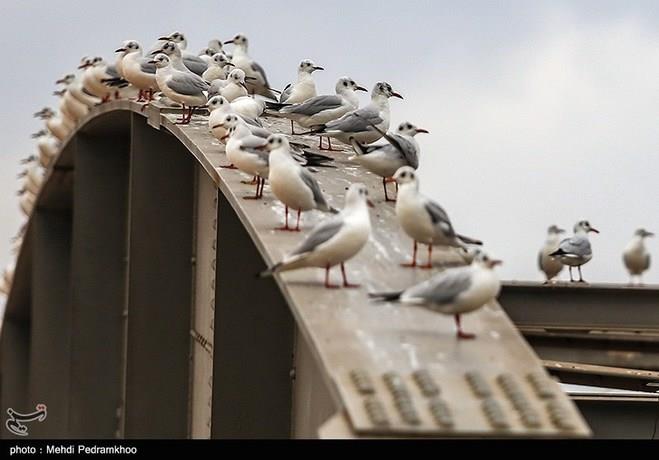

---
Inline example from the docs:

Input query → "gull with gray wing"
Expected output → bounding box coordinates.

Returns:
[394,166,482,268]
[267,134,338,231]
[259,183,373,288]
[350,121,428,201]
[151,54,209,124]
[549,220,599,283]
[370,250,502,339]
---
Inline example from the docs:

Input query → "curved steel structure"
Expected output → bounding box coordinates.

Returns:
[0,101,590,438]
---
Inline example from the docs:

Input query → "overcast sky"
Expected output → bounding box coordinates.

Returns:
[0,0,657,283]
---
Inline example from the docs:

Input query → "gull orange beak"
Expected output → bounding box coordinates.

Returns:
[367,199,375,208]
[590,228,600,234]
[391,92,404,99]
[355,85,368,92]
[416,128,429,134]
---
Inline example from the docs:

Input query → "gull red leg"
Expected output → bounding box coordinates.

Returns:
[341,263,360,288]
[401,241,418,267]
[294,209,302,232]
[455,314,476,340]
[243,177,261,200]
[290,120,296,135]
[175,104,187,124]
[318,136,324,149]
[324,264,340,289]
[420,244,433,269]
[275,205,293,231]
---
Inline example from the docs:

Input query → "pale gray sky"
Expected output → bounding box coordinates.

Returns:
[0,0,657,283]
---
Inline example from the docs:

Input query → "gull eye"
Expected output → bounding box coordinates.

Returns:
[343,81,348,87]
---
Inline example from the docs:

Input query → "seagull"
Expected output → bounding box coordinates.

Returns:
[307,81,403,149]
[117,40,157,101]
[202,53,234,82]
[54,76,90,121]
[538,225,565,283]
[216,68,249,102]
[34,107,74,141]
[81,57,130,102]
[393,166,482,268]
[150,30,188,54]
[153,40,208,77]
[151,54,209,124]
[277,59,323,132]
[217,115,270,199]
[32,130,60,167]
[369,251,502,340]
[57,65,100,108]
[208,95,263,143]
[280,59,323,104]
[267,134,337,231]
[198,47,217,64]
[224,33,277,100]
[549,220,599,283]
[349,121,428,201]
[259,183,373,288]
[623,228,653,285]
[274,77,367,149]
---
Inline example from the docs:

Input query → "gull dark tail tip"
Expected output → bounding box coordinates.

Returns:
[368,291,403,302]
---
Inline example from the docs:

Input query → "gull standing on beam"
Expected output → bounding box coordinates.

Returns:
[369,251,502,340]
[393,166,482,268]
[267,134,337,231]
[151,54,209,124]
[154,41,208,77]
[259,183,373,288]
[275,77,367,149]
[307,82,403,150]
[538,225,565,283]
[549,220,599,283]
[218,115,269,199]
[623,228,653,285]
[224,33,277,100]
[349,121,428,201]
[278,60,324,134]
[117,40,157,102]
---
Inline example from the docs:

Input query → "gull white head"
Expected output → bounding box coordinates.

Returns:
[335,77,368,95]
[77,56,95,69]
[207,95,230,112]
[34,108,55,119]
[634,228,654,239]
[298,59,324,74]
[212,53,233,67]
[471,250,503,269]
[218,113,240,130]
[228,69,247,88]
[199,47,216,58]
[547,225,565,236]
[393,166,419,189]
[56,74,75,85]
[372,81,403,100]
[159,31,187,50]
[264,134,290,152]
[224,33,249,49]
[149,53,171,69]
[344,183,375,209]
[396,122,429,137]
[208,39,223,53]
[155,41,180,57]
[574,220,599,235]
[116,40,141,56]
